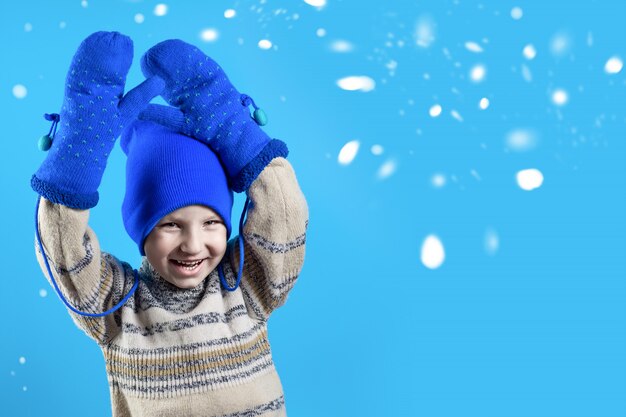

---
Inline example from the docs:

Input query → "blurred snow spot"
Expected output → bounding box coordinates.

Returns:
[423,73,431,80]
[516,168,544,191]
[39,289,47,297]
[371,144,384,155]
[24,23,32,32]
[479,97,489,109]
[551,89,568,106]
[429,104,442,117]
[377,160,397,179]
[10,371,15,376]
[506,128,538,152]
[470,169,481,181]
[510,7,523,20]
[414,15,436,48]
[304,0,326,7]
[237,38,244,46]
[605,56,623,74]
[521,64,532,82]
[224,9,236,18]
[550,32,571,57]
[23,386,27,392]
[484,228,499,255]
[279,95,286,102]
[465,41,483,53]
[316,28,326,37]
[523,44,536,60]
[431,173,446,188]
[338,140,360,165]
[154,4,168,16]
[19,357,26,365]
[134,13,145,24]
[330,40,354,53]
[450,109,463,122]
[13,84,27,99]
[59,21,67,29]
[292,13,300,20]
[336,76,375,92]
[420,235,445,269]
[386,60,398,72]
[258,39,273,49]
[81,0,88,7]
[200,28,219,42]
[470,64,486,82]
[587,31,594,47]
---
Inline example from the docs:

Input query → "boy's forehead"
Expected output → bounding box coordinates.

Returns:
[163,205,221,220]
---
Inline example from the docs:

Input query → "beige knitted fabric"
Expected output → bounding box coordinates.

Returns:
[34,158,308,417]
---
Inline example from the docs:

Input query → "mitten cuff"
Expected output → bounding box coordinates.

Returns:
[231,139,289,193]
[31,175,99,210]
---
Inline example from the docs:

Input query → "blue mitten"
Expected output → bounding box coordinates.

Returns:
[139,39,288,192]
[31,31,164,209]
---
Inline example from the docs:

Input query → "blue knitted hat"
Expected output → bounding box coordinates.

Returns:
[121,119,233,256]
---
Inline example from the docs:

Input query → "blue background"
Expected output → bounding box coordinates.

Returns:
[2,0,625,416]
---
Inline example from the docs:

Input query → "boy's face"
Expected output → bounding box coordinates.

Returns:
[143,205,228,289]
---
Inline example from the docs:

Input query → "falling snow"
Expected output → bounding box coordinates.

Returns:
[371,145,384,155]
[13,84,27,99]
[464,41,483,53]
[336,76,375,92]
[605,56,623,74]
[523,44,537,60]
[421,235,445,269]
[338,140,360,165]
[484,228,499,255]
[431,174,446,188]
[258,39,273,49]
[510,7,523,20]
[469,64,486,82]
[506,129,538,152]
[414,15,436,48]
[304,0,327,8]
[429,104,442,117]
[200,28,219,42]
[551,89,569,106]
[377,160,397,179]
[154,4,168,17]
[330,40,354,53]
[516,169,544,191]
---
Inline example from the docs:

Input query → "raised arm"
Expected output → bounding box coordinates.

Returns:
[30,31,162,343]
[232,158,308,320]
[34,198,136,345]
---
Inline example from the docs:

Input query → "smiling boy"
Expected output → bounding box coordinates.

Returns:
[32,32,307,417]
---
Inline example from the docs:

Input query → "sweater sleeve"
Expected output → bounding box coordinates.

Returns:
[230,157,308,321]
[34,197,136,346]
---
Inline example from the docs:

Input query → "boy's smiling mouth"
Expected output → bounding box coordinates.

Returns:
[170,258,206,272]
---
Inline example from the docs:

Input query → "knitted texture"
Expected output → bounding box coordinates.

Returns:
[31,31,164,209]
[121,119,234,255]
[34,158,308,416]
[139,39,288,192]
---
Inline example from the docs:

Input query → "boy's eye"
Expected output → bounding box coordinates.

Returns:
[204,220,219,226]
[161,222,178,228]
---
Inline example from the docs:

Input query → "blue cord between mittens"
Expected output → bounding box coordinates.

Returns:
[218,196,250,291]
[34,197,139,317]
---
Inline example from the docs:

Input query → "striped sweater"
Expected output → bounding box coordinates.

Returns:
[34,158,308,417]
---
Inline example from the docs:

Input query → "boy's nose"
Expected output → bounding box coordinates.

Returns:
[180,231,203,254]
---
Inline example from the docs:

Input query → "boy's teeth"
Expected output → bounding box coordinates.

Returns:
[176,260,202,267]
